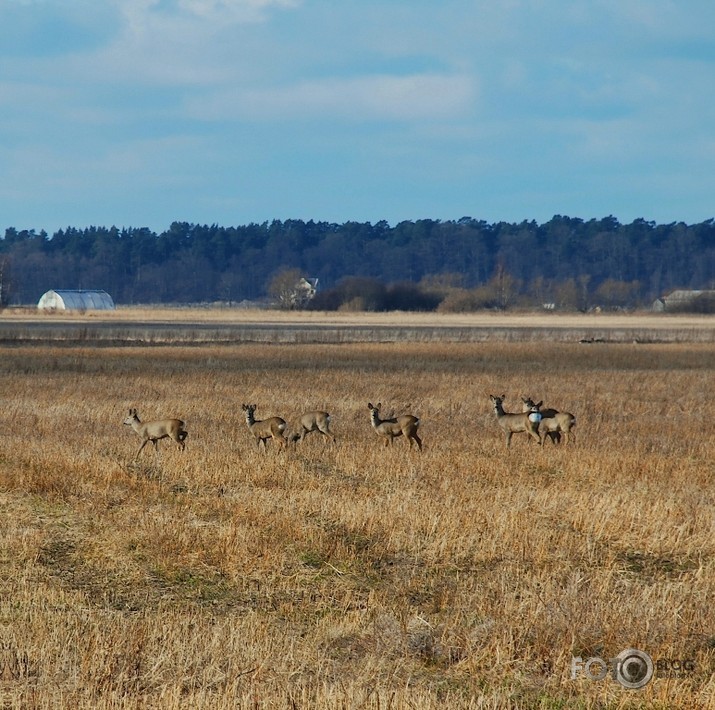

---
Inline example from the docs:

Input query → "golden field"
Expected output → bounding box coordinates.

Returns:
[2,321,715,708]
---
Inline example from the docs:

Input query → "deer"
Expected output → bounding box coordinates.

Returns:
[291,410,336,444]
[489,394,542,448]
[123,408,188,459]
[367,402,422,450]
[242,404,288,450]
[521,396,576,445]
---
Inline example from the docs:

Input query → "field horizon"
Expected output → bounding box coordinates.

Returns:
[1,307,714,345]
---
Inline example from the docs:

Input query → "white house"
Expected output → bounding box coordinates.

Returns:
[37,289,115,311]
[293,277,319,305]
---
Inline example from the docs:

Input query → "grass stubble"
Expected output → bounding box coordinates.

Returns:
[1,336,714,708]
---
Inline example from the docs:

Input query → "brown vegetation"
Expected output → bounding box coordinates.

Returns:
[3,335,715,708]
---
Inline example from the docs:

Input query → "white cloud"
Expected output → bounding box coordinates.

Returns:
[33,0,301,90]
[188,73,476,122]
[178,0,299,19]
[116,0,299,34]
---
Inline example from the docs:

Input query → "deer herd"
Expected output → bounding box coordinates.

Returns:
[489,395,576,448]
[123,394,575,459]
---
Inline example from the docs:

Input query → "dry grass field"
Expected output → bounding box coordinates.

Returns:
[2,328,715,707]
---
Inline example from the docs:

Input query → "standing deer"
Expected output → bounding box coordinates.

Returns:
[521,396,576,445]
[242,404,288,450]
[292,411,336,444]
[123,408,188,459]
[367,402,422,450]
[489,394,542,448]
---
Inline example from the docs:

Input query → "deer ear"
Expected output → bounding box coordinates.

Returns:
[367,403,373,409]
[501,394,506,400]
[536,401,543,408]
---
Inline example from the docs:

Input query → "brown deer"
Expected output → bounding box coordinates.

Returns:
[367,402,422,450]
[123,408,188,459]
[292,411,336,444]
[242,404,288,450]
[489,394,542,448]
[521,396,576,445]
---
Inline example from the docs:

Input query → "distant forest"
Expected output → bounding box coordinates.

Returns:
[1,215,714,311]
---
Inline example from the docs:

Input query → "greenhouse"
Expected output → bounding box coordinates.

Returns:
[37,289,115,311]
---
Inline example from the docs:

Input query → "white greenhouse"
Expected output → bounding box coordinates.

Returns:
[37,289,116,311]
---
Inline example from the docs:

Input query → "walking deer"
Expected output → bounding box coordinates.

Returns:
[242,404,288,450]
[489,394,542,448]
[521,396,576,445]
[292,411,336,444]
[123,408,188,459]
[367,402,422,450]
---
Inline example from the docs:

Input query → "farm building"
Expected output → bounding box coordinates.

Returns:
[293,277,319,305]
[37,289,115,311]
[652,289,715,312]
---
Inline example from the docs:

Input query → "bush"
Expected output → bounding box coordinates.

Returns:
[383,282,441,311]
[438,288,485,313]
[310,278,440,312]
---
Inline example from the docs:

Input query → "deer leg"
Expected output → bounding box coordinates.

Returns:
[404,427,421,450]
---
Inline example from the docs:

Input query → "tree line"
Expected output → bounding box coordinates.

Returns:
[1,215,714,310]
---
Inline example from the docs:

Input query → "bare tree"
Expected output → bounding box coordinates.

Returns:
[268,267,306,309]
[488,263,520,309]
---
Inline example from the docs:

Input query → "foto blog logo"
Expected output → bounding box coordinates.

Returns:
[571,648,654,689]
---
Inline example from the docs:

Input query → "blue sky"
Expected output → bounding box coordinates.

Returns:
[1,0,714,234]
